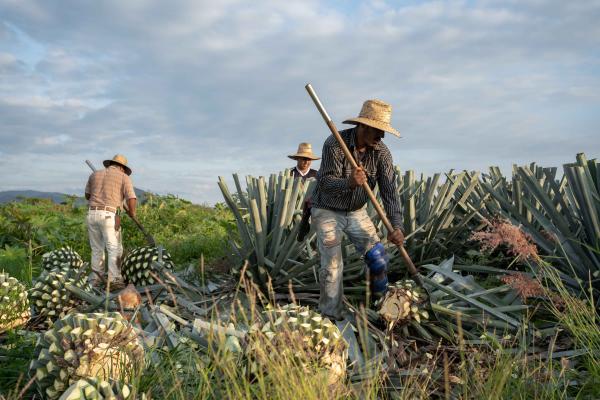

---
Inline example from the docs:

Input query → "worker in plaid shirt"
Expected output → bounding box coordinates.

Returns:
[311,99,405,320]
[85,154,137,290]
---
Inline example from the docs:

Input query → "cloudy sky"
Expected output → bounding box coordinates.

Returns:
[0,0,599,204]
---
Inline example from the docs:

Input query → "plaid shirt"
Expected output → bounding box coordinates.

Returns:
[312,127,402,229]
[85,166,136,210]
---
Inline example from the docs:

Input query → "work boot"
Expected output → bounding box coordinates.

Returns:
[90,277,103,287]
[107,278,126,291]
[90,271,106,287]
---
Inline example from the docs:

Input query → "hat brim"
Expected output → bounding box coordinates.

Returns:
[343,117,401,138]
[103,159,132,176]
[288,154,320,161]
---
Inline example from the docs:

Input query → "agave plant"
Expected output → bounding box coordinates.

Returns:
[357,257,533,345]
[479,153,600,293]
[218,171,317,289]
[218,169,484,295]
[379,168,484,264]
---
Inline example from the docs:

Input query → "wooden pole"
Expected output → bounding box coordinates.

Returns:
[304,83,423,287]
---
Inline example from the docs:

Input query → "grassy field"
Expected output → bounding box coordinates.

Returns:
[0,195,235,284]
[1,184,599,399]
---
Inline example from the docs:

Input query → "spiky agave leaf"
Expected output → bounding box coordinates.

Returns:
[29,269,91,324]
[218,172,317,289]
[247,304,348,386]
[120,246,175,286]
[42,246,84,272]
[30,312,144,400]
[0,271,30,332]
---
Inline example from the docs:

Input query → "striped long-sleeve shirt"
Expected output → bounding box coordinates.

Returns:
[312,127,402,229]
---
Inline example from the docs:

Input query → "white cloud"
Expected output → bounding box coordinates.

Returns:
[0,0,599,204]
[35,133,71,145]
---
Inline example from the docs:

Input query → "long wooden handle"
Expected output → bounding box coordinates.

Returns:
[131,216,156,246]
[305,84,422,284]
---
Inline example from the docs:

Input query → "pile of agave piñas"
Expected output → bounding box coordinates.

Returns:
[12,245,177,399]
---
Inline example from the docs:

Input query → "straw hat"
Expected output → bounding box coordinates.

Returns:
[103,154,132,175]
[288,143,320,160]
[343,99,401,137]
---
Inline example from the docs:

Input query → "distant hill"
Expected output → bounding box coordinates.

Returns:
[0,190,72,204]
[0,188,149,205]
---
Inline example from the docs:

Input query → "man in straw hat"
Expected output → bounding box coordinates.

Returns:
[288,142,320,180]
[311,99,404,320]
[84,154,137,290]
[289,143,320,242]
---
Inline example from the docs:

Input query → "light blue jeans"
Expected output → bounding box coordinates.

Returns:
[312,207,380,320]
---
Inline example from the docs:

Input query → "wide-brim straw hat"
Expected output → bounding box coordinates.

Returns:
[103,154,132,175]
[343,99,401,137]
[288,142,320,160]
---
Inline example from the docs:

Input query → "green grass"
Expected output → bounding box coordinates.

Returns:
[539,263,600,399]
[0,331,37,398]
[0,195,236,276]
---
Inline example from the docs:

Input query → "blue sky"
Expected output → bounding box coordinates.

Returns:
[0,0,599,204]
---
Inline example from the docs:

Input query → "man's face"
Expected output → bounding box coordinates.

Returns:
[296,157,312,171]
[360,125,385,147]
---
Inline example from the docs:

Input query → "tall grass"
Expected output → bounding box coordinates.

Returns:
[0,245,34,285]
[129,269,598,400]
[2,273,598,400]
[539,262,600,398]
[132,281,382,400]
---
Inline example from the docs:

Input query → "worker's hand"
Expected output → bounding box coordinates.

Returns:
[387,228,405,247]
[115,215,121,231]
[349,166,367,189]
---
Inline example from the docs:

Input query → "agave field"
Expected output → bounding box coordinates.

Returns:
[1,153,599,399]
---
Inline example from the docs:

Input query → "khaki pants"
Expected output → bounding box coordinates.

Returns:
[87,210,123,281]
[312,207,379,320]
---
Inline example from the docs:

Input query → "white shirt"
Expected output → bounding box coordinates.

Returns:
[295,167,310,177]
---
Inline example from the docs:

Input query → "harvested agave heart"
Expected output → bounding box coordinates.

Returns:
[42,246,84,272]
[0,271,30,333]
[246,304,348,387]
[120,246,175,286]
[59,377,133,400]
[377,279,429,324]
[29,268,91,324]
[30,312,144,400]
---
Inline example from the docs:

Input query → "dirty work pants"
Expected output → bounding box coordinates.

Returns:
[87,210,123,281]
[312,207,380,320]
